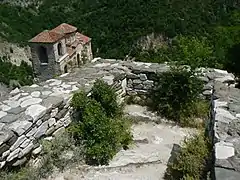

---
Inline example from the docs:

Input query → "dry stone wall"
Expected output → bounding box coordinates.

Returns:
[0,58,239,179]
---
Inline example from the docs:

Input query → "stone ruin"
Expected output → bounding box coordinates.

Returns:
[0,58,240,179]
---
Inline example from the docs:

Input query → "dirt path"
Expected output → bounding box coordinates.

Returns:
[46,105,196,180]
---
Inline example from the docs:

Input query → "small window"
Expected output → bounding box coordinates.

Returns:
[64,65,68,73]
[10,47,13,53]
[57,43,63,56]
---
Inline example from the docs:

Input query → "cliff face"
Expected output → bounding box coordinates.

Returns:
[0,38,32,66]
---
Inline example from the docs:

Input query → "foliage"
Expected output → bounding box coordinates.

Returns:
[91,79,122,117]
[0,56,33,87]
[0,0,239,59]
[150,66,204,125]
[0,133,83,180]
[165,132,211,180]
[70,80,132,165]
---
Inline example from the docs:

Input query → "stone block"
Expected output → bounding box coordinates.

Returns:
[48,118,56,127]
[34,121,48,138]
[12,157,27,166]
[0,143,9,155]
[139,74,148,81]
[26,127,37,138]
[10,135,27,151]
[8,120,32,136]
[25,104,47,123]
[18,142,34,158]
[32,145,42,156]
[0,130,14,146]
[20,98,42,108]
[50,108,58,118]
[215,141,235,160]
[2,150,10,159]
[53,127,65,137]
[7,148,20,162]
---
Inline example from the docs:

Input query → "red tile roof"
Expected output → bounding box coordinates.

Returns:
[29,23,91,44]
[76,32,91,44]
[29,30,64,43]
[51,23,77,34]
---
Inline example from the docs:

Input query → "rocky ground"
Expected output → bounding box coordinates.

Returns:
[45,105,196,180]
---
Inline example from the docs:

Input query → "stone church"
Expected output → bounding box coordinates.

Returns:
[29,23,93,80]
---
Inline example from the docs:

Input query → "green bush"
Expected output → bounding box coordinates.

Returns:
[150,66,204,126]
[91,79,122,118]
[70,80,132,165]
[165,132,210,180]
[0,56,33,87]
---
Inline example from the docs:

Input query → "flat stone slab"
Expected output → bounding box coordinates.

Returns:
[215,167,240,180]
[25,104,47,123]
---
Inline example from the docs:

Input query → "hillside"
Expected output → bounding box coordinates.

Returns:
[0,0,240,73]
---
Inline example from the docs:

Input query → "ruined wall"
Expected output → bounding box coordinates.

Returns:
[0,58,240,178]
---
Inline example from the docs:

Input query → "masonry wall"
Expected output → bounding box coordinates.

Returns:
[0,58,239,178]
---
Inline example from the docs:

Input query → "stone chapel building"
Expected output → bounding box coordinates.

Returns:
[29,23,93,80]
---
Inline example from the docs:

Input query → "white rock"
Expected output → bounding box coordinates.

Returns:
[4,100,20,108]
[31,91,41,98]
[215,141,235,159]
[236,114,240,118]
[7,148,20,162]
[50,108,58,118]
[53,127,65,137]
[20,139,31,149]
[102,75,114,85]
[32,145,42,155]
[49,79,62,86]
[213,100,228,108]
[48,118,56,127]
[9,93,21,101]
[214,108,236,124]
[213,69,229,75]
[20,98,42,108]
[30,84,39,88]
[34,121,48,138]
[42,91,52,96]
[68,82,77,85]
[18,95,32,103]
[25,104,47,123]
[18,142,34,158]
[10,88,20,95]
[0,161,6,168]
[93,63,111,68]
[59,73,69,77]
[36,119,42,126]
[215,76,235,83]
[10,135,27,151]
[0,111,7,119]
[44,136,54,141]
[8,120,32,136]
[0,104,11,111]
[26,127,37,137]
[21,93,29,96]
[2,150,10,159]
[71,85,79,92]
[0,123,4,130]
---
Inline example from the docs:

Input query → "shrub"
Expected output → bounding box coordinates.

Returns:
[0,57,33,87]
[150,66,204,125]
[171,36,216,69]
[70,82,132,165]
[165,132,210,180]
[91,79,122,117]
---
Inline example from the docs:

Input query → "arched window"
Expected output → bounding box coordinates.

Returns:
[38,46,48,64]
[57,43,63,56]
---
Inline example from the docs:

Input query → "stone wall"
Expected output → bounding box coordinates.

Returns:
[0,58,240,177]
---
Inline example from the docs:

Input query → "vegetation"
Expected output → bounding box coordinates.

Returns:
[69,79,132,165]
[165,131,211,180]
[0,133,83,180]
[0,0,239,73]
[150,65,209,127]
[0,56,33,87]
